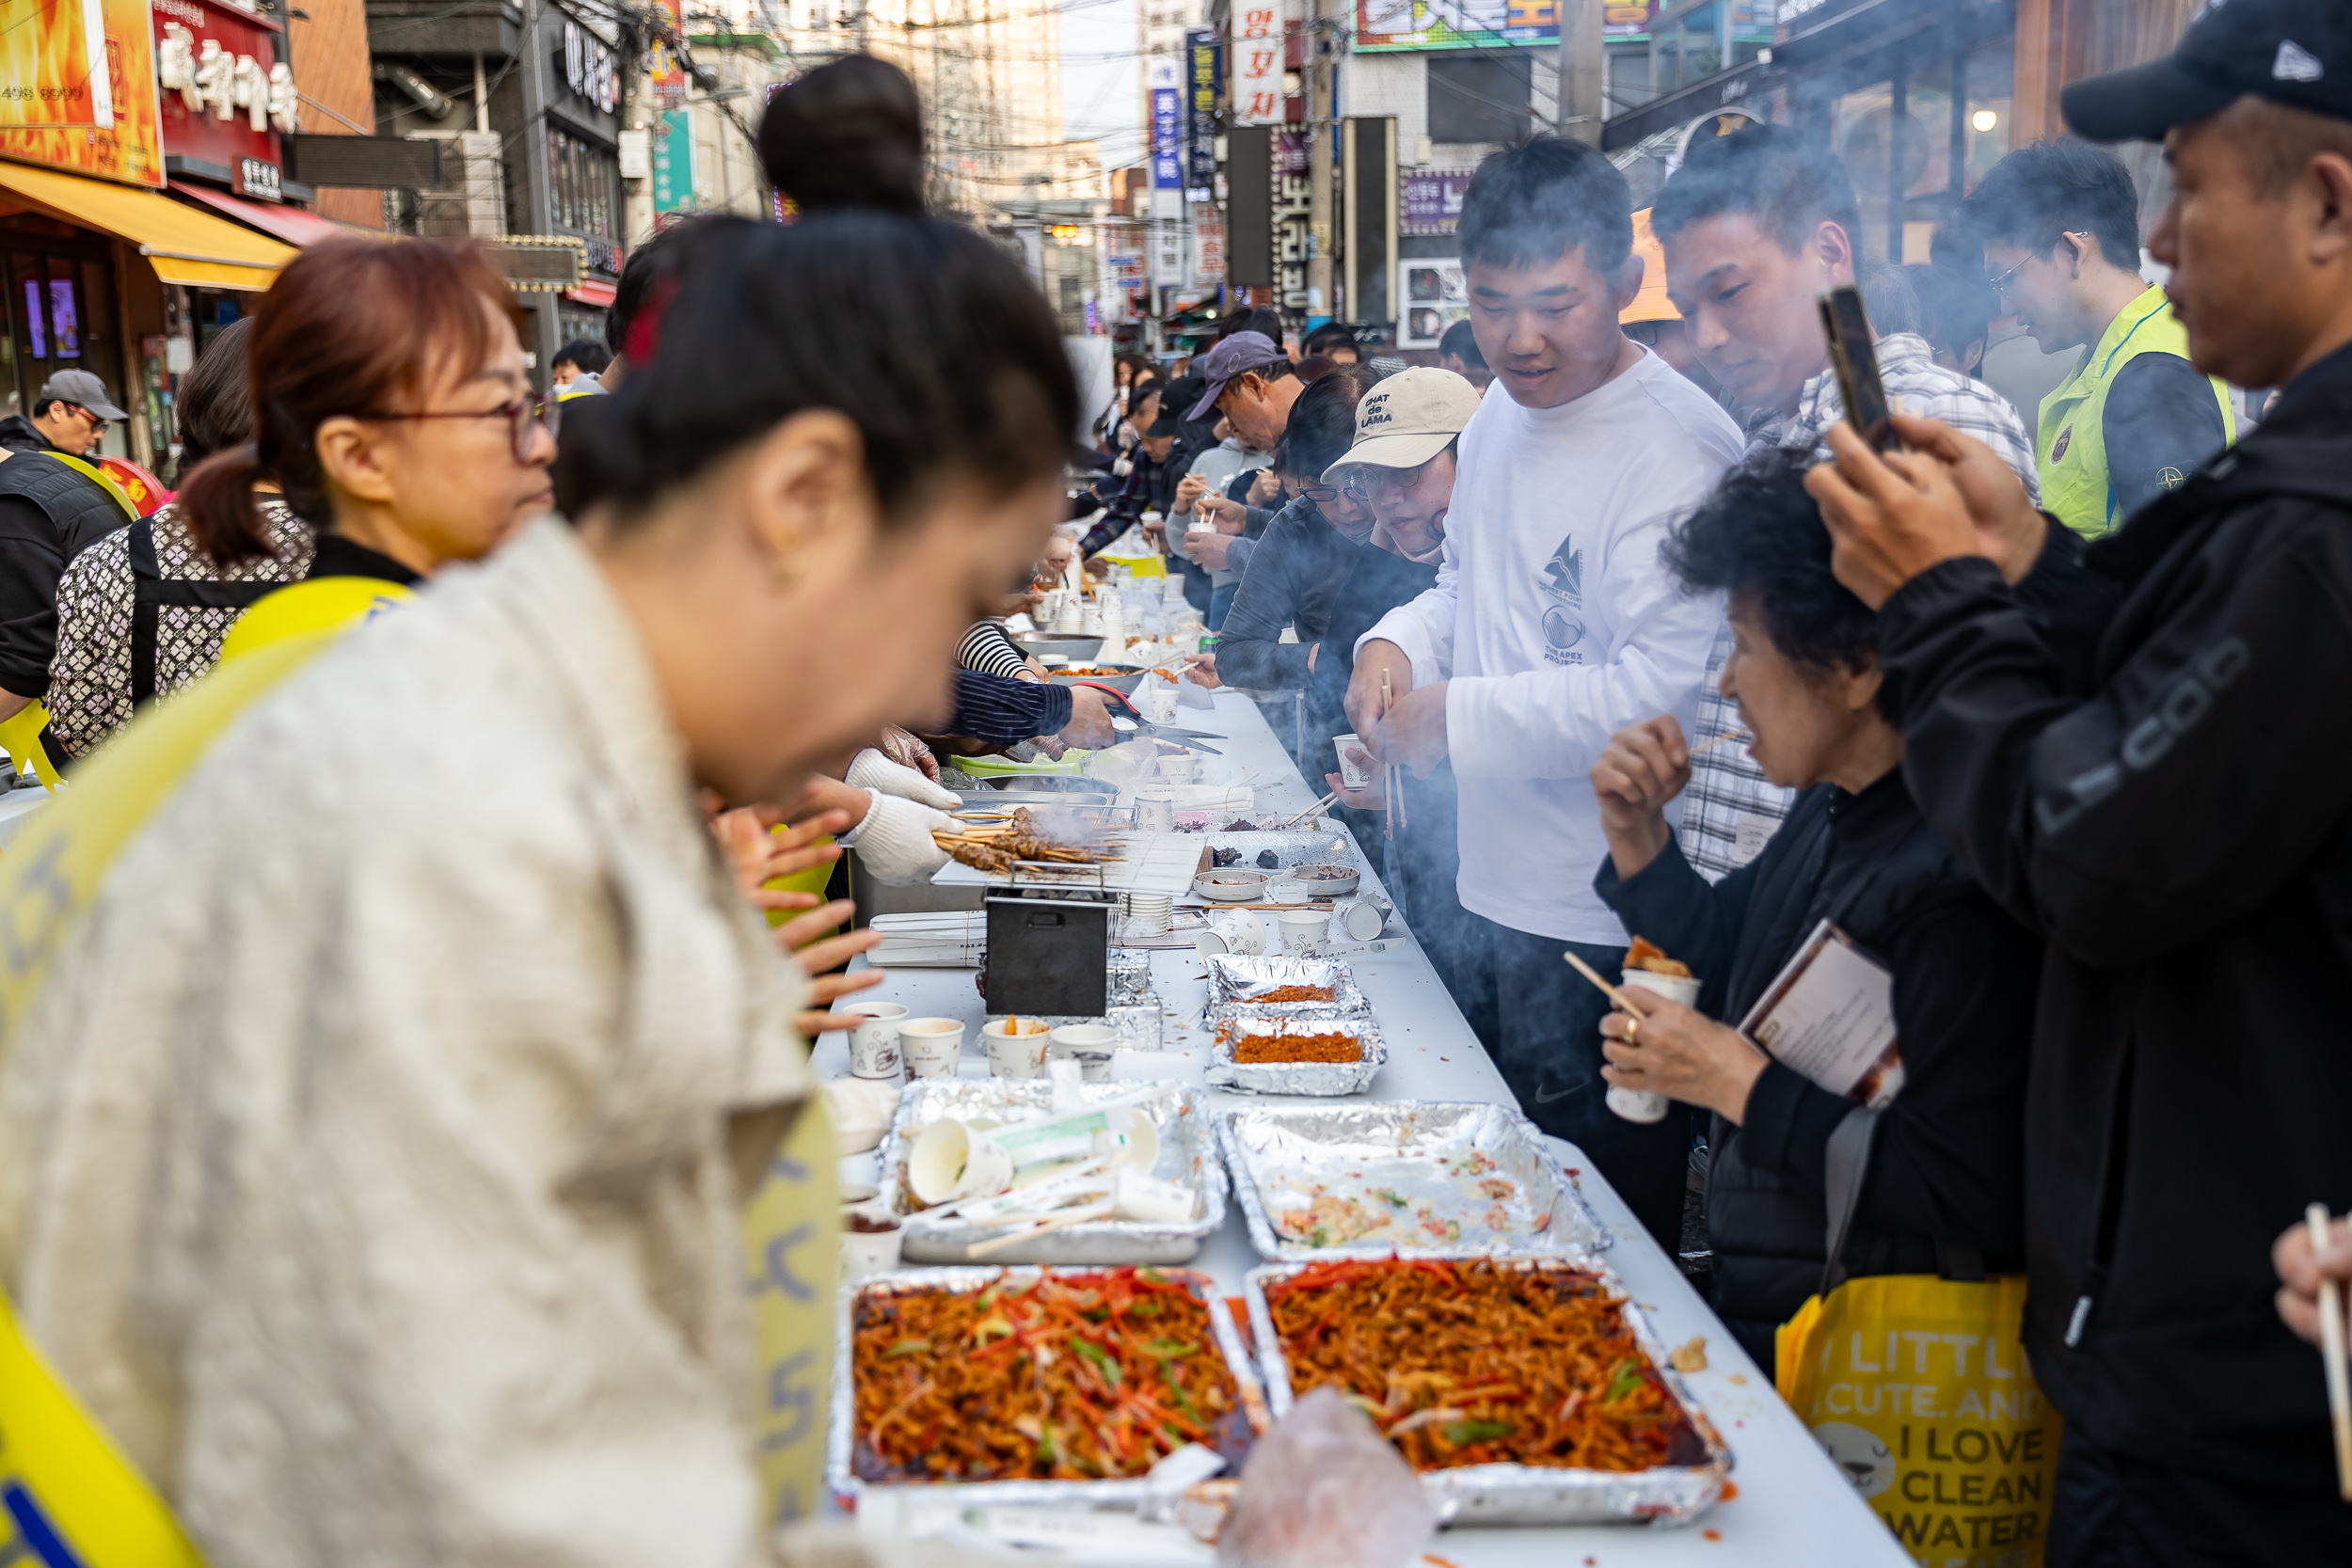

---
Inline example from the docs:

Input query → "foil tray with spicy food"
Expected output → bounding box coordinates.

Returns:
[829,1264,1268,1511]
[1245,1255,1731,1526]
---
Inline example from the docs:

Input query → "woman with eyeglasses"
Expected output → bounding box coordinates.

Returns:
[0,95,1077,1565]
[178,238,557,660]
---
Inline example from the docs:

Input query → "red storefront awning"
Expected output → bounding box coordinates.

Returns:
[169,182,359,249]
[564,278,617,309]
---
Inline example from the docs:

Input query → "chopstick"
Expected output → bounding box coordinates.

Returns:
[1560,947,1644,1015]
[2308,1203,2352,1500]
[964,1204,1114,1259]
[1688,728,1752,760]
[1380,672,1397,843]
[1283,791,1339,828]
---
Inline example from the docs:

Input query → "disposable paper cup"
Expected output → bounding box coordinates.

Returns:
[1276,906,1329,957]
[842,1002,908,1081]
[1187,516,1216,534]
[1142,683,1180,723]
[908,1117,1014,1205]
[1209,910,1268,955]
[1332,735,1370,790]
[839,1180,881,1207]
[1123,893,1173,939]
[1158,752,1198,784]
[1608,967,1706,1124]
[1137,796,1175,832]
[898,1018,966,1080]
[1114,1167,1199,1224]
[1339,897,1386,941]
[982,1018,1051,1079]
[1049,1023,1120,1083]
[1193,929,1229,958]
[841,1202,904,1279]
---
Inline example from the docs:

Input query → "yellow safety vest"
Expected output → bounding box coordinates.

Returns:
[2038,285,2236,538]
[0,586,837,1559]
[0,451,141,791]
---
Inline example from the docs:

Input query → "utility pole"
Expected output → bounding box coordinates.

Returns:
[620,5,656,254]
[1306,0,1332,320]
[1558,0,1604,148]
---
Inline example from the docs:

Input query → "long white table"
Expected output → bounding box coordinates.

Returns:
[820,685,1908,1564]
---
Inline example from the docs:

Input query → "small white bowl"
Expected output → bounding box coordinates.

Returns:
[1193,870,1267,902]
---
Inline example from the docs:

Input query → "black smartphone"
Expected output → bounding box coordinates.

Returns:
[1818,285,1903,452]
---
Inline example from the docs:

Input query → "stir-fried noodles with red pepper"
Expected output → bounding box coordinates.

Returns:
[1265,1258,1708,1472]
[853,1268,1251,1482]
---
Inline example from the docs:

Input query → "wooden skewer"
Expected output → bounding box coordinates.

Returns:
[2309,1203,2352,1501]
[1688,728,1753,760]
[964,1205,1115,1258]
[1560,947,1644,1016]
[1282,791,1339,828]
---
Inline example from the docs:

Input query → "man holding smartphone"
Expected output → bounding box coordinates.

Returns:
[1805,2,2352,1557]
[1648,127,2041,880]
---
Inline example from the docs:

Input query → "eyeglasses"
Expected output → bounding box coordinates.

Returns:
[1296,481,1341,503]
[66,404,110,428]
[355,396,550,463]
[1986,232,2090,299]
[1342,467,1416,505]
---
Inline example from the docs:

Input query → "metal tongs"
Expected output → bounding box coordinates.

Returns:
[1073,681,1227,754]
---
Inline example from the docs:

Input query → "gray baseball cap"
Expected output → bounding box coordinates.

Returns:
[35,369,127,421]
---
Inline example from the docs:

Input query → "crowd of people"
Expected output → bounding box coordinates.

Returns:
[0,1,2345,1563]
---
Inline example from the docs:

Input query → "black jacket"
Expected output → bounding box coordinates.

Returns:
[1215,497,1357,692]
[1595,775,2038,1371]
[0,415,58,454]
[0,450,132,697]
[1877,338,2352,1492]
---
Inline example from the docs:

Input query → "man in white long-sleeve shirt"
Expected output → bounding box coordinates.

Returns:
[1347,136,1744,1251]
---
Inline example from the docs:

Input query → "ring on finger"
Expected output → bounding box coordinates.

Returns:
[1624,1015,1639,1043]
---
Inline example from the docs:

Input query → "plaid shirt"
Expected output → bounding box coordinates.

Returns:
[1680,334,2042,880]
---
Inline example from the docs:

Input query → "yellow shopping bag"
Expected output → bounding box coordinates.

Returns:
[1773,1109,2060,1568]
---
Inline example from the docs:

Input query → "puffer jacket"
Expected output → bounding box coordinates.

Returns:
[1596,773,2039,1370]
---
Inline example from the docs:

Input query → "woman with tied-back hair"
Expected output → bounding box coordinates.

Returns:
[44,242,556,765]
[0,83,1078,1568]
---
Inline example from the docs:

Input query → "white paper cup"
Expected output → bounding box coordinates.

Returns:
[1137,796,1175,832]
[898,1018,966,1079]
[842,1001,908,1080]
[908,1117,1014,1205]
[1209,910,1268,955]
[1049,1022,1120,1082]
[841,1202,904,1279]
[982,1018,1051,1079]
[1113,1167,1200,1223]
[1193,928,1229,958]
[1158,752,1198,784]
[1607,967,1706,1123]
[1332,735,1370,790]
[1276,906,1329,957]
[1142,683,1180,723]
[1339,897,1387,941]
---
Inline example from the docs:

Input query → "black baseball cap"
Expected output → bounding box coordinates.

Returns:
[2064,0,2352,143]
[1147,375,1205,436]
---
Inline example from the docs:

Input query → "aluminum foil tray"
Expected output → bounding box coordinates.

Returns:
[1195,831,1359,877]
[1202,955,1373,1020]
[1204,1016,1387,1097]
[829,1265,1269,1512]
[1217,1101,1611,1260]
[879,1079,1226,1264]
[1243,1257,1730,1526]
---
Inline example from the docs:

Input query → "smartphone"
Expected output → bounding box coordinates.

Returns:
[1818,285,1903,452]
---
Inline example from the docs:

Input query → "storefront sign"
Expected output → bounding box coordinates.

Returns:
[646,0,687,109]
[1400,169,1473,236]
[153,0,295,198]
[1230,0,1285,127]
[1184,29,1219,195]
[1150,58,1182,190]
[651,107,693,213]
[1356,0,1553,53]
[0,0,166,186]
[563,21,619,116]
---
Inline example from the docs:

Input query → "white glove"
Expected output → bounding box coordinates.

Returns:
[839,791,955,884]
[845,747,960,809]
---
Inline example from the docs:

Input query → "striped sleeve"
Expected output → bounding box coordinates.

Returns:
[959,620,1032,680]
[945,670,1073,744]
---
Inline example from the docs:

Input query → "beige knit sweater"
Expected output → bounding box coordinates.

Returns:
[0,519,819,1567]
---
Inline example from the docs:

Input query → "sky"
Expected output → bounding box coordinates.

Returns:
[1060,0,1146,170]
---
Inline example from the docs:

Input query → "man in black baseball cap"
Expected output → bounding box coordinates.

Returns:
[1802,2,2352,1560]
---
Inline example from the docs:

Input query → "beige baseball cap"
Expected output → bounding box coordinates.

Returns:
[1324,367,1482,480]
